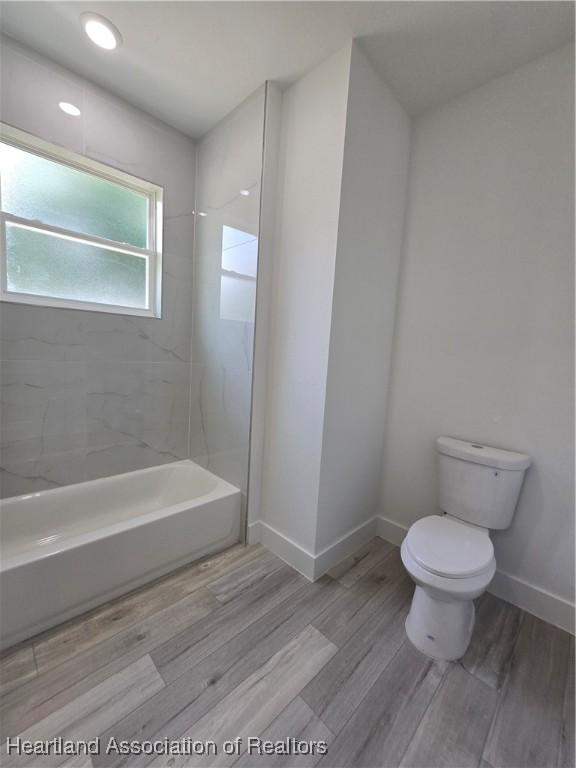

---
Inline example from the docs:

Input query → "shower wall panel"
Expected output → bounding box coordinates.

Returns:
[0,38,196,497]
[188,87,265,494]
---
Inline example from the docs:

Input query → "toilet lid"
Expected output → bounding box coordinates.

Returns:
[406,515,494,578]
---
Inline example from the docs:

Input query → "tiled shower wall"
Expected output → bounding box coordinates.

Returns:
[0,38,196,497]
[0,38,266,500]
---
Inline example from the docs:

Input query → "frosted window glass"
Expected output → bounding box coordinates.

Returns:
[0,143,148,248]
[6,223,148,309]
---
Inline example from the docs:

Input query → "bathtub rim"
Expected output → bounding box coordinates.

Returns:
[0,460,241,571]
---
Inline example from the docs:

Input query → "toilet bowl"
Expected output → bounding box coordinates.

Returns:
[400,515,496,660]
[401,437,530,661]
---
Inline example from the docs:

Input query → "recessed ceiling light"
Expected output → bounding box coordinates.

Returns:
[239,189,250,197]
[198,211,208,217]
[59,102,81,117]
[81,12,122,50]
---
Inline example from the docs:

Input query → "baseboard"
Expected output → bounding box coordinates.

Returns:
[252,513,574,634]
[376,515,408,546]
[375,514,575,635]
[247,521,315,579]
[247,519,263,545]
[313,517,378,578]
[248,517,378,581]
[489,569,574,635]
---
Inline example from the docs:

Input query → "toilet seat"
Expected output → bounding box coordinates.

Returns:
[405,515,494,579]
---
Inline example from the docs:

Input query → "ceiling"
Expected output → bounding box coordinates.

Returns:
[0,1,573,138]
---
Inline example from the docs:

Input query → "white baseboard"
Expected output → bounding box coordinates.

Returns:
[376,515,408,546]
[313,517,378,578]
[251,513,574,634]
[489,569,574,634]
[248,517,378,581]
[247,519,263,545]
[247,521,315,579]
[375,514,575,635]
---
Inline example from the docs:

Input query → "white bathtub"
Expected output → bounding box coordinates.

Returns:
[0,461,241,649]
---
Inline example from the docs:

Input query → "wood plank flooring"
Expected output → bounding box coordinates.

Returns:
[0,540,573,768]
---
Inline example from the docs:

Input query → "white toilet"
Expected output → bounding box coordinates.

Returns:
[401,436,531,661]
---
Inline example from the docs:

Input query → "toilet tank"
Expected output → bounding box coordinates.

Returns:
[436,437,531,529]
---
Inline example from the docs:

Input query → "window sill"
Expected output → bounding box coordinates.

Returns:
[0,292,161,319]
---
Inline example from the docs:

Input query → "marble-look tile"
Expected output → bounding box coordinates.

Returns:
[81,312,189,365]
[0,360,87,495]
[188,364,252,489]
[0,359,192,497]
[0,42,198,498]
[195,86,265,210]
[0,42,265,499]
[0,361,86,439]
[86,361,190,458]
[0,360,82,494]
[206,450,250,493]
[194,315,256,374]
[0,304,86,362]
[0,451,87,498]
[84,443,178,483]
[187,88,265,493]
[0,466,54,498]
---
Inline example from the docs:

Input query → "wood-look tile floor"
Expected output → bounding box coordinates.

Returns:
[1,539,573,768]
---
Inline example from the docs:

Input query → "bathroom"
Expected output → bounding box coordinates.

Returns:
[0,2,573,767]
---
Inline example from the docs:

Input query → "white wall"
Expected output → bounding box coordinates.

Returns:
[380,45,575,629]
[316,43,410,550]
[256,43,411,576]
[259,46,351,554]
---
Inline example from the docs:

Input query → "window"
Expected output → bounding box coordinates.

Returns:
[0,124,163,316]
[220,224,257,322]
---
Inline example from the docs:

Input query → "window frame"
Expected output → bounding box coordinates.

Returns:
[0,123,164,318]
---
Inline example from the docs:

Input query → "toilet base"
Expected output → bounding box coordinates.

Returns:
[405,585,476,661]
